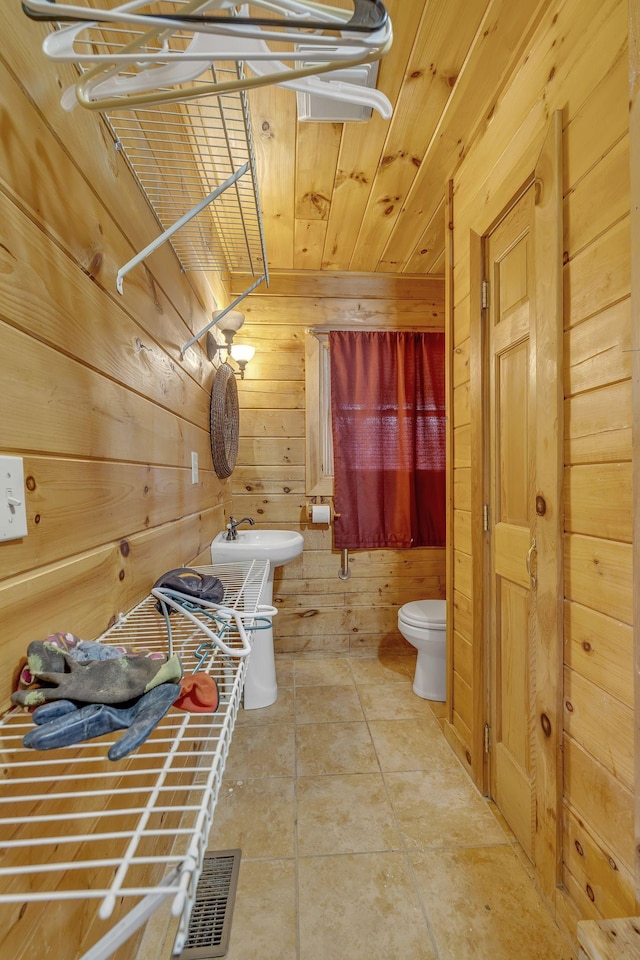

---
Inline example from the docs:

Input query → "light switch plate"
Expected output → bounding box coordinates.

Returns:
[191,451,199,484]
[0,456,28,541]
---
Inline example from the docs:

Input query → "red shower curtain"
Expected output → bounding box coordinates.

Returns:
[330,330,445,549]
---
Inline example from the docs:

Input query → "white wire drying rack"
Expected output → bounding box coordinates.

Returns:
[105,71,269,318]
[30,1,270,345]
[105,62,270,351]
[0,559,270,960]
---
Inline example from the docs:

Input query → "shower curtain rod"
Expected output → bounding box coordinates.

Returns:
[306,324,434,336]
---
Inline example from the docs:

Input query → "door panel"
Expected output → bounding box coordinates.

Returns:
[499,579,530,767]
[494,525,531,590]
[493,741,533,854]
[487,187,536,860]
[498,238,529,318]
[498,342,529,524]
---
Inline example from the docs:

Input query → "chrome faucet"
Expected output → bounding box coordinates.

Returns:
[225,516,255,541]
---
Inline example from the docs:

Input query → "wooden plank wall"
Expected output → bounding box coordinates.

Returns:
[229,271,446,659]
[448,0,632,935]
[0,12,231,958]
[632,0,640,919]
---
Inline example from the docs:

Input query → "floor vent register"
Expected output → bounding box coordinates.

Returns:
[180,849,242,959]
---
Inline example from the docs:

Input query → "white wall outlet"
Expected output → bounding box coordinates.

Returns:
[0,456,28,542]
[191,451,199,484]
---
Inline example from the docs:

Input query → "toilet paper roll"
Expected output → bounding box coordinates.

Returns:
[311,504,331,524]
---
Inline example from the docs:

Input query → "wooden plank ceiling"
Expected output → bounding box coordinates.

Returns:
[244,0,545,276]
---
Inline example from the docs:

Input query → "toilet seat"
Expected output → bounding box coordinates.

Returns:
[398,599,446,629]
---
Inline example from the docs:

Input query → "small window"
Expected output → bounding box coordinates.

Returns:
[305,333,334,496]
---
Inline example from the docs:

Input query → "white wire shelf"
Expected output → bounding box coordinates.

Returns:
[32,1,269,303]
[106,77,268,281]
[0,559,270,960]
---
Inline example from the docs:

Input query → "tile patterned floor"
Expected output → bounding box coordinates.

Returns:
[209,655,576,960]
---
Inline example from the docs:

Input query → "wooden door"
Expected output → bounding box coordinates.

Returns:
[486,187,537,860]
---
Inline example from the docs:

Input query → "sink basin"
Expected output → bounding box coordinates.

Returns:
[211,528,304,567]
[210,528,304,710]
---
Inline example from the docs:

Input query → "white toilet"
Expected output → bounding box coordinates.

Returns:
[397,599,447,701]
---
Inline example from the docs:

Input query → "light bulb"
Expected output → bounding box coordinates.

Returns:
[230,344,256,363]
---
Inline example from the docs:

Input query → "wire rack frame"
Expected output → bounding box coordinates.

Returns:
[45,2,269,288]
[0,559,270,960]
[106,72,268,280]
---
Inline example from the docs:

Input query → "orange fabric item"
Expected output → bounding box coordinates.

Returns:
[174,673,219,713]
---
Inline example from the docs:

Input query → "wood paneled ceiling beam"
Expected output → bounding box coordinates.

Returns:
[229,269,444,299]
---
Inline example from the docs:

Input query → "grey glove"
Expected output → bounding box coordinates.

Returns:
[11,651,182,708]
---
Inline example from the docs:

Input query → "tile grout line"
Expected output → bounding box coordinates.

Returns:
[402,848,443,960]
[349,656,443,959]
[292,665,301,960]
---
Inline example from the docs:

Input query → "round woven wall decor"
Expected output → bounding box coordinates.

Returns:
[210,362,239,479]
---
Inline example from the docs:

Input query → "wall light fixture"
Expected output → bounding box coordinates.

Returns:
[205,309,255,379]
[229,343,256,379]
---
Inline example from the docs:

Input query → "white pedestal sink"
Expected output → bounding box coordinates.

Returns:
[211,529,303,709]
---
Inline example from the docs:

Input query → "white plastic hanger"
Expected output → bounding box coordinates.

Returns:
[23,0,388,36]
[61,32,393,117]
[51,0,224,109]
[41,0,392,113]
[41,0,391,68]
[47,10,390,65]
[72,37,392,111]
